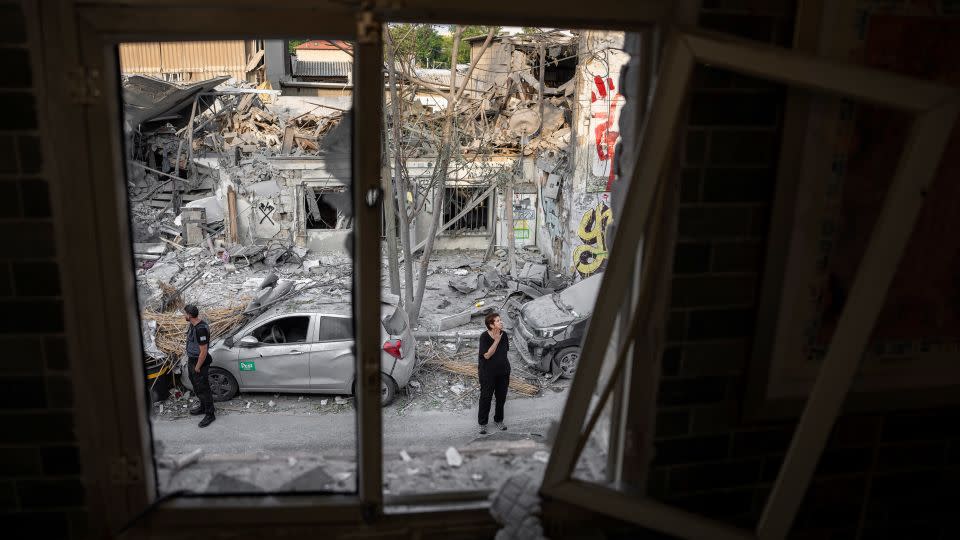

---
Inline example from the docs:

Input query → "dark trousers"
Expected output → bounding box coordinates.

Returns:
[478,369,510,425]
[188,356,215,415]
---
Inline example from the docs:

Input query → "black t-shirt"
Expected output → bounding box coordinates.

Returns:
[478,331,510,374]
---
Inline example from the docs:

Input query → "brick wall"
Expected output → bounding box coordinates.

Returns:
[649,2,960,539]
[0,1,86,538]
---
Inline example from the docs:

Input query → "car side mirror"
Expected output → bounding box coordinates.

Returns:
[239,336,259,348]
[224,336,234,348]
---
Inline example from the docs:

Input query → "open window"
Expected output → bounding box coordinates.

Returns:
[250,316,311,344]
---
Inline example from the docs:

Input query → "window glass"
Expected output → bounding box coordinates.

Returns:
[319,316,353,341]
[124,37,358,497]
[250,316,310,344]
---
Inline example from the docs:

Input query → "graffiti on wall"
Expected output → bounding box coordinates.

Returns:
[588,75,622,192]
[258,201,277,225]
[572,196,613,277]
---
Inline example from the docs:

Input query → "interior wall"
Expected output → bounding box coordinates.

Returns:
[645,2,960,538]
[1,1,86,537]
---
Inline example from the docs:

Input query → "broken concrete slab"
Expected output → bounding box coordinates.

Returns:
[206,471,263,493]
[518,263,547,285]
[278,465,335,492]
[439,311,472,331]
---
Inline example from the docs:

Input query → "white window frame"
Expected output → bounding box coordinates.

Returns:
[41,0,679,536]
[540,26,958,540]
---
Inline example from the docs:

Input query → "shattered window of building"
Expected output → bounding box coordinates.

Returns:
[305,188,342,229]
[122,38,359,496]
[443,186,490,234]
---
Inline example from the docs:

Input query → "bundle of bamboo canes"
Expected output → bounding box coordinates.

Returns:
[142,300,250,359]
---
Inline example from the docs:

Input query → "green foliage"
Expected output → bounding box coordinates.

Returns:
[451,26,500,65]
[287,39,309,54]
[389,24,445,68]
[386,24,500,69]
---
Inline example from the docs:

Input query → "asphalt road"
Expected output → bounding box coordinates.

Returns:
[151,389,568,459]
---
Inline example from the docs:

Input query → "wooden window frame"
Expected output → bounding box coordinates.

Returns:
[540,27,958,540]
[38,0,679,536]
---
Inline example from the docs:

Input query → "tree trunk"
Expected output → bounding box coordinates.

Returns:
[385,28,415,307]
[407,27,462,323]
[381,87,401,296]
[505,179,516,276]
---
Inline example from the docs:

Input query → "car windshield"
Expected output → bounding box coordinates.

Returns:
[558,273,603,316]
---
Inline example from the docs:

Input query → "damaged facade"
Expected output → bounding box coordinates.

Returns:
[126,30,627,291]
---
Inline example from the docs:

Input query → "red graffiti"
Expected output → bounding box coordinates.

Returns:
[590,75,621,191]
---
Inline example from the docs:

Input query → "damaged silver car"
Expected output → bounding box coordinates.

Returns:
[180,303,417,406]
[510,272,602,379]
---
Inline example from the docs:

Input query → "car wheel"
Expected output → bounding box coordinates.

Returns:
[381,375,398,406]
[553,347,580,379]
[208,367,239,402]
[352,375,399,407]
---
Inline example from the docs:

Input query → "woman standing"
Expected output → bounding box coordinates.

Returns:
[478,312,510,434]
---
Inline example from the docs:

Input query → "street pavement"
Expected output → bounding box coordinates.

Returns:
[152,388,568,459]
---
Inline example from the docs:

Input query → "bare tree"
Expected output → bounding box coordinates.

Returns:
[385,24,497,323]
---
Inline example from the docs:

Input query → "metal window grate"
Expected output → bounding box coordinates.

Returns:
[442,186,489,235]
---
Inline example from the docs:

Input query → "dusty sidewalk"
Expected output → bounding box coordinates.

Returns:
[152,387,601,495]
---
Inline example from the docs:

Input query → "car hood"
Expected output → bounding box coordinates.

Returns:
[521,294,575,329]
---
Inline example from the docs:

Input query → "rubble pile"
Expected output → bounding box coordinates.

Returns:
[390,32,577,161]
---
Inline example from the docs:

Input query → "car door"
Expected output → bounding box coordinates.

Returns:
[236,314,313,390]
[309,315,354,392]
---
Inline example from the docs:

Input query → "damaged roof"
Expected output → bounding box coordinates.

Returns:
[292,59,352,78]
[123,75,229,128]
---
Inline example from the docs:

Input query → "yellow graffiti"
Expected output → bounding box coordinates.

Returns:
[572,203,613,276]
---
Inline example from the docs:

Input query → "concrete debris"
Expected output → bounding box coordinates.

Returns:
[400,450,412,462]
[517,263,547,286]
[489,474,547,540]
[531,451,549,463]
[445,447,463,468]
[175,448,204,470]
[268,400,276,407]
[450,384,466,395]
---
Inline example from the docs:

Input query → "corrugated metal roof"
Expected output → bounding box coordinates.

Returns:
[292,59,352,78]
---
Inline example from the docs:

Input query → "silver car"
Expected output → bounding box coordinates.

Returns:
[180,303,417,406]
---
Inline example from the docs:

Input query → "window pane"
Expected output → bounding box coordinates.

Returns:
[320,316,353,341]
[123,37,358,496]
[379,25,627,496]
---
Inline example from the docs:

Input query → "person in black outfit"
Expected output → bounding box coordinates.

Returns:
[184,304,216,428]
[478,312,510,434]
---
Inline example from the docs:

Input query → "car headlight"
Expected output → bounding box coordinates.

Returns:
[535,326,565,339]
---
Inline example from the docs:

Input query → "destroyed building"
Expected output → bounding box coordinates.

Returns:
[126,30,626,281]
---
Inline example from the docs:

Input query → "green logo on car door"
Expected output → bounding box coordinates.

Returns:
[239,361,256,371]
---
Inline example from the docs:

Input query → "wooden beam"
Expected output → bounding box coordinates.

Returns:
[757,101,960,539]
[682,29,954,111]
[541,30,695,490]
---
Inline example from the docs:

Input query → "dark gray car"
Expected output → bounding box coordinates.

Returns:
[510,272,602,379]
[180,303,417,406]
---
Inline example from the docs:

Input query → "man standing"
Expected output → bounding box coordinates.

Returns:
[184,304,215,428]
[478,312,510,434]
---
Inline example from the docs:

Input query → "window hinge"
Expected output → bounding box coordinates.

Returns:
[67,67,102,105]
[111,455,143,485]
